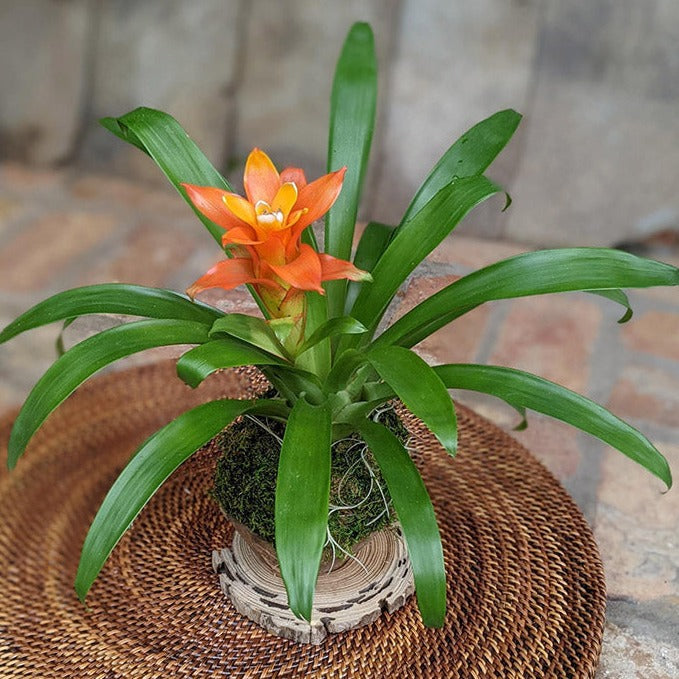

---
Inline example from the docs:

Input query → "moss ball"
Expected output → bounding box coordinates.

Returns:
[212,408,408,554]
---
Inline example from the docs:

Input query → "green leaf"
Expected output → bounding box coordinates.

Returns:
[348,176,503,337]
[0,284,222,345]
[588,289,633,323]
[7,319,210,469]
[352,222,395,272]
[290,290,331,380]
[368,346,457,455]
[210,314,290,360]
[355,418,446,627]
[323,348,368,395]
[345,221,394,314]
[55,317,77,357]
[333,396,392,425]
[103,108,271,319]
[75,397,267,600]
[362,377,531,430]
[100,116,147,153]
[102,108,231,246]
[512,405,529,431]
[375,249,679,349]
[435,364,672,489]
[176,338,287,388]
[275,398,332,621]
[297,316,367,357]
[268,317,296,348]
[402,109,521,224]
[325,21,378,319]
[265,366,325,407]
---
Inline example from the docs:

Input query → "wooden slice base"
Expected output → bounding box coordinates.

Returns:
[212,525,414,644]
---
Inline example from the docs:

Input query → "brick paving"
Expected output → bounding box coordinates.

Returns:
[1,163,678,676]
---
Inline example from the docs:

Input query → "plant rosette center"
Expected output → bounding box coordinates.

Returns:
[212,406,409,563]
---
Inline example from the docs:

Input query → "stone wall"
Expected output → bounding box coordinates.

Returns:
[1,0,678,247]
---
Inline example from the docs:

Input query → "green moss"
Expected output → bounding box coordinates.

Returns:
[212,408,408,554]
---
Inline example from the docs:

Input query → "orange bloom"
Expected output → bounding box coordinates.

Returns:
[181,149,370,322]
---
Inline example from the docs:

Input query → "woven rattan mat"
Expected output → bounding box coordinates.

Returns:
[0,361,606,678]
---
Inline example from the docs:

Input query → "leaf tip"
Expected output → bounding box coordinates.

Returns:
[6,435,23,471]
[506,108,523,124]
[291,600,313,624]
[75,585,88,605]
[73,564,91,604]
[617,307,634,324]
[176,366,200,389]
[513,406,529,431]
[660,470,673,493]
[98,116,117,129]
[417,591,447,628]
[443,438,458,457]
[349,21,374,39]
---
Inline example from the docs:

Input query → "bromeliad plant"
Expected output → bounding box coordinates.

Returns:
[1,22,676,629]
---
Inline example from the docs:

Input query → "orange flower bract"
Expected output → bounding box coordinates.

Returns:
[181,148,371,323]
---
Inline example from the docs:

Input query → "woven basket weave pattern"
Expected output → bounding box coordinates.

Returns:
[0,362,606,678]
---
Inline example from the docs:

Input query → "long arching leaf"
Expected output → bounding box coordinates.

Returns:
[210,314,290,360]
[356,418,446,627]
[55,317,77,357]
[401,109,521,224]
[176,338,287,388]
[0,284,222,345]
[275,398,332,621]
[368,346,457,455]
[101,109,271,319]
[297,316,367,357]
[7,319,210,469]
[101,107,231,246]
[323,348,368,395]
[374,249,679,349]
[347,176,503,339]
[588,289,633,323]
[75,397,274,600]
[325,21,377,318]
[435,364,672,489]
[345,221,394,314]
